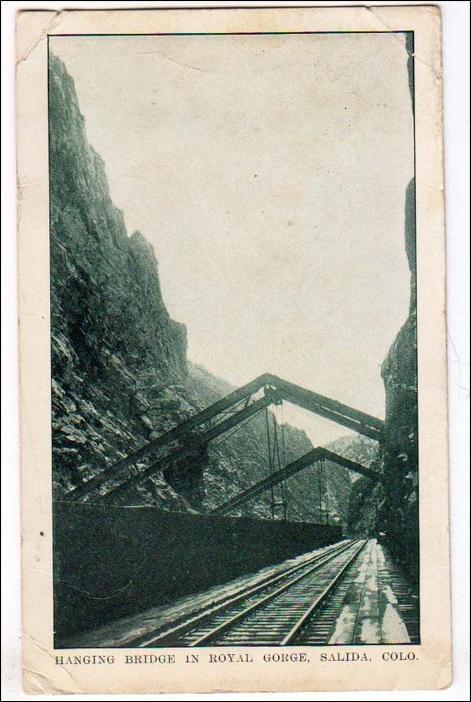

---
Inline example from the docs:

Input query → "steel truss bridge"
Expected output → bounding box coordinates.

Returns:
[65,373,385,514]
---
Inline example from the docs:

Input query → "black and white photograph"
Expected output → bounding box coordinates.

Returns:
[9,3,462,696]
[49,30,418,649]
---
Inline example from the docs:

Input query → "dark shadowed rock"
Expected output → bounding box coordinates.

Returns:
[380,178,418,584]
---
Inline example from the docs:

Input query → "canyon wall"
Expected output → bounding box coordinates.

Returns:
[346,181,418,581]
[380,178,419,584]
[348,37,418,582]
[49,54,353,524]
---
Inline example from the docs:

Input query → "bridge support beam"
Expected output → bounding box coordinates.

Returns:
[211,448,383,516]
[101,393,275,502]
[66,373,385,503]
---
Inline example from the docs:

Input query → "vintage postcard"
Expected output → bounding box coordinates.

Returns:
[17,5,450,694]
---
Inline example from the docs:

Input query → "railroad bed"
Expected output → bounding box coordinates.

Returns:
[126,538,419,648]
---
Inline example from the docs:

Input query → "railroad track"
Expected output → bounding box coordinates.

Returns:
[292,539,377,645]
[129,538,368,647]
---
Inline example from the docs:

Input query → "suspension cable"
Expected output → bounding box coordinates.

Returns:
[324,459,330,525]
[270,407,288,521]
[281,402,287,470]
[212,410,258,445]
[280,402,287,519]
[317,457,325,524]
[272,413,282,471]
[265,406,275,519]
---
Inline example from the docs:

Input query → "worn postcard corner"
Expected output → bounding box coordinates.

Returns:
[17,4,450,695]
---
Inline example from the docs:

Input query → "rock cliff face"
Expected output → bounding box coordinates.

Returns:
[346,37,418,581]
[49,54,352,523]
[50,55,191,509]
[345,180,418,583]
[380,178,418,584]
[327,435,383,536]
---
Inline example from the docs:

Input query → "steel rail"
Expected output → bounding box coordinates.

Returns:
[280,539,368,644]
[188,540,364,647]
[131,539,358,648]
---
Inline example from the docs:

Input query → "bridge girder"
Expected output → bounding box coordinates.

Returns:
[66,374,384,502]
[211,447,383,516]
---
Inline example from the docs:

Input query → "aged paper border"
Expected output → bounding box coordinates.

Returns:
[17,5,449,694]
